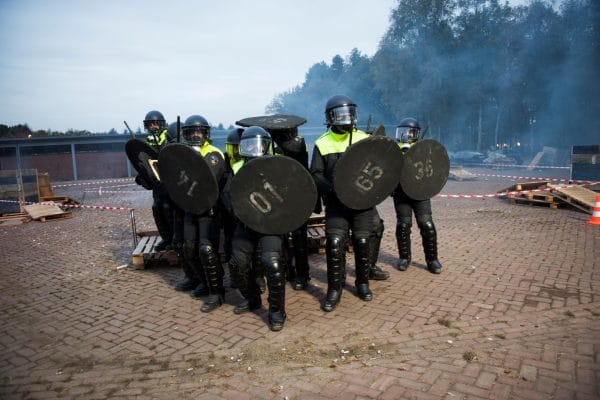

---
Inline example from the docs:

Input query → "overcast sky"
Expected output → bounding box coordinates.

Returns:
[0,0,399,132]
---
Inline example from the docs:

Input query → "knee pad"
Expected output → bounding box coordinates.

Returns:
[199,243,218,265]
[262,253,285,282]
[416,214,434,229]
[327,235,346,258]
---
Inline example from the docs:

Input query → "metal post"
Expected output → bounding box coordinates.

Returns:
[70,143,78,181]
[130,209,138,247]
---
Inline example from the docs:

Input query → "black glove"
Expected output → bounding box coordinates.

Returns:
[135,174,152,190]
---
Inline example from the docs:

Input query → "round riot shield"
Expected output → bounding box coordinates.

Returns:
[230,156,317,235]
[125,139,159,186]
[235,114,306,129]
[333,136,403,210]
[158,144,219,214]
[398,139,449,201]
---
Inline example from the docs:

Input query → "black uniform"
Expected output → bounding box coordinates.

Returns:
[224,127,287,331]
[392,118,443,274]
[311,127,377,312]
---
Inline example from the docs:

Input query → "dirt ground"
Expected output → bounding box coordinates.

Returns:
[0,166,598,399]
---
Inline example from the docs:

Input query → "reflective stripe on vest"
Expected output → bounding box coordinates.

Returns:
[232,159,244,174]
[315,129,370,156]
[146,129,168,147]
[190,142,225,160]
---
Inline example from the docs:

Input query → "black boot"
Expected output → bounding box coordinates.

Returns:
[175,261,199,292]
[420,219,442,274]
[395,221,412,271]
[229,257,262,314]
[354,237,373,302]
[152,190,174,252]
[369,218,389,280]
[189,264,209,298]
[200,244,225,313]
[233,296,262,314]
[321,235,345,312]
[291,225,310,290]
[266,256,286,331]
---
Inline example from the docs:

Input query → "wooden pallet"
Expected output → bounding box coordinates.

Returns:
[22,203,72,222]
[306,214,326,254]
[548,184,598,214]
[508,196,559,209]
[131,235,180,269]
[498,181,561,209]
[0,212,31,225]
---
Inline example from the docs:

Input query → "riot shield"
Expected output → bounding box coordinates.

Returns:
[398,139,449,200]
[157,143,219,215]
[333,136,403,210]
[235,114,306,129]
[230,156,317,235]
[125,139,159,187]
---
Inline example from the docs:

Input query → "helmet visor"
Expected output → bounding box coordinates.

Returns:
[328,105,357,126]
[240,137,272,158]
[395,126,419,143]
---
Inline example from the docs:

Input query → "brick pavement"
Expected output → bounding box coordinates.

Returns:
[0,168,598,399]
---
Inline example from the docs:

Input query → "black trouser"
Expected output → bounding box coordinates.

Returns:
[229,225,285,314]
[182,211,223,294]
[324,202,378,290]
[285,222,310,281]
[392,189,438,262]
[152,183,174,244]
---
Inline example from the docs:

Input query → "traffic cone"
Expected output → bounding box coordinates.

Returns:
[588,195,600,225]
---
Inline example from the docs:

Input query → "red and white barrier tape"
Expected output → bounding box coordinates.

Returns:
[0,199,132,212]
[83,189,144,194]
[463,163,570,169]
[53,178,134,188]
[475,173,594,184]
[436,182,599,199]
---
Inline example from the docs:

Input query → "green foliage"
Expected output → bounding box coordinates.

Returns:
[268,0,600,152]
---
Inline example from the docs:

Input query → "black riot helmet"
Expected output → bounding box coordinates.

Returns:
[182,115,211,146]
[143,110,167,134]
[167,121,178,140]
[324,95,357,133]
[226,127,244,161]
[395,117,421,145]
[239,126,273,158]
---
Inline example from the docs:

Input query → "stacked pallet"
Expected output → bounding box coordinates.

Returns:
[498,181,559,209]
[499,181,598,214]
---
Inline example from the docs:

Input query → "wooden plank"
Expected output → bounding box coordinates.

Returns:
[549,184,598,214]
[550,185,597,208]
[23,203,68,220]
[510,197,559,209]
[132,236,151,267]
[0,212,31,225]
[527,151,544,171]
[498,181,550,194]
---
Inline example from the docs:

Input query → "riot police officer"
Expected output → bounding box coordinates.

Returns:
[178,115,227,312]
[141,110,175,251]
[310,95,378,312]
[222,128,244,263]
[224,126,287,331]
[393,117,443,274]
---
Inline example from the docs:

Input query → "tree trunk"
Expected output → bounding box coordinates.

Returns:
[477,104,483,152]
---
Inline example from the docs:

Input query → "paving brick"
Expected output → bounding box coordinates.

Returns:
[0,172,598,399]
